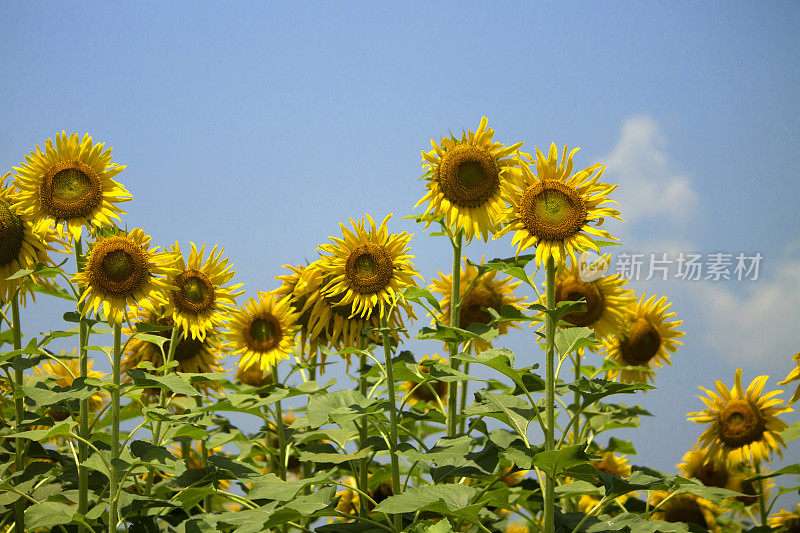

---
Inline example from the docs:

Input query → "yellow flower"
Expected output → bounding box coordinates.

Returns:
[649,491,720,533]
[154,242,243,341]
[73,228,177,325]
[546,254,633,343]
[13,132,131,240]
[778,350,800,405]
[603,294,684,384]
[429,257,525,354]
[688,369,792,465]
[227,289,300,373]
[677,447,739,491]
[122,306,225,397]
[505,525,529,533]
[578,452,632,514]
[33,354,108,419]
[767,503,800,532]
[0,172,60,304]
[401,354,449,409]
[335,476,394,517]
[235,362,273,388]
[416,117,526,242]
[275,263,331,359]
[316,214,419,319]
[494,144,620,268]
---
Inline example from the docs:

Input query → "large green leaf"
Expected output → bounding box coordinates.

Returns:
[466,390,538,443]
[248,470,333,500]
[532,444,592,479]
[555,327,600,358]
[373,483,478,514]
[781,419,800,442]
[570,378,653,404]
[25,501,75,529]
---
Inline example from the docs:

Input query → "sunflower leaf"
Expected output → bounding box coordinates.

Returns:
[781,419,800,442]
[569,378,653,404]
[555,327,600,359]
[465,390,536,443]
[532,444,592,479]
[402,286,442,313]
[373,483,479,515]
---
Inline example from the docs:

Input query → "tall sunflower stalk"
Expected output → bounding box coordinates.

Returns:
[357,338,369,517]
[73,238,91,530]
[380,310,403,532]
[446,231,463,439]
[10,293,25,531]
[543,257,557,533]
[109,323,122,532]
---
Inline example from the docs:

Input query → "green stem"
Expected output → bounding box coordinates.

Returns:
[74,239,90,531]
[357,338,369,518]
[271,363,288,482]
[447,231,463,439]
[568,351,581,512]
[544,256,556,533]
[381,311,403,532]
[755,462,767,527]
[108,323,121,532]
[144,325,181,496]
[458,361,470,435]
[194,395,211,511]
[11,294,24,532]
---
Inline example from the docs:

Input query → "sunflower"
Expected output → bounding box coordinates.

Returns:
[122,306,224,397]
[33,354,108,420]
[429,257,525,354]
[72,228,177,325]
[729,464,774,514]
[235,362,273,388]
[494,144,621,268]
[677,447,739,492]
[603,294,684,384]
[767,504,800,532]
[13,132,131,240]
[649,491,720,533]
[297,262,415,369]
[688,369,791,465]
[778,350,800,405]
[227,289,300,374]
[0,172,60,304]
[153,242,243,341]
[275,263,330,359]
[578,452,632,514]
[335,476,394,517]
[316,214,419,320]
[546,254,633,343]
[416,117,526,242]
[401,354,449,408]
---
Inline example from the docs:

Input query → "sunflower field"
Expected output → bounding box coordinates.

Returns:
[1,121,798,533]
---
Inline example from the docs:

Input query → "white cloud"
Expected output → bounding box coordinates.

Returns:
[603,115,697,224]
[696,259,800,368]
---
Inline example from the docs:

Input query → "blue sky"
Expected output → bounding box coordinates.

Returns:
[3,1,799,490]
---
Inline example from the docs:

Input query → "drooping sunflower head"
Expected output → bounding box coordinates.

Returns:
[688,369,791,465]
[546,255,633,342]
[678,447,738,491]
[33,354,108,420]
[13,132,131,240]
[0,172,61,304]
[603,294,684,384]
[72,228,177,325]
[401,354,449,408]
[316,214,420,319]
[494,144,621,268]
[416,117,527,242]
[778,350,800,406]
[729,464,774,513]
[153,242,244,342]
[650,491,720,532]
[429,257,525,354]
[122,305,225,398]
[275,263,333,359]
[767,504,800,533]
[227,289,300,374]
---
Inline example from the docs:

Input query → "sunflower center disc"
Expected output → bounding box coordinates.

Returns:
[663,498,708,529]
[41,161,102,218]
[717,398,765,448]
[101,250,135,283]
[170,335,206,362]
[0,199,25,268]
[174,270,216,314]
[345,244,393,294]
[557,279,604,327]
[438,145,500,208]
[520,181,587,241]
[736,478,759,506]
[696,461,728,488]
[460,283,504,328]
[246,314,281,352]
[620,317,661,365]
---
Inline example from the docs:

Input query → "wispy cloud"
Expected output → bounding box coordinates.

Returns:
[604,115,697,224]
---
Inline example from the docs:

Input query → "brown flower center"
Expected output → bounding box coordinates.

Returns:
[88,236,149,296]
[717,398,765,448]
[40,160,102,219]
[408,363,449,403]
[172,269,216,314]
[736,477,760,506]
[556,278,604,327]
[0,199,25,268]
[245,313,282,353]
[519,180,587,241]
[695,460,729,488]
[620,317,661,365]
[344,243,393,294]
[438,144,500,207]
[459,282,504,328]
[663,497,708,529]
